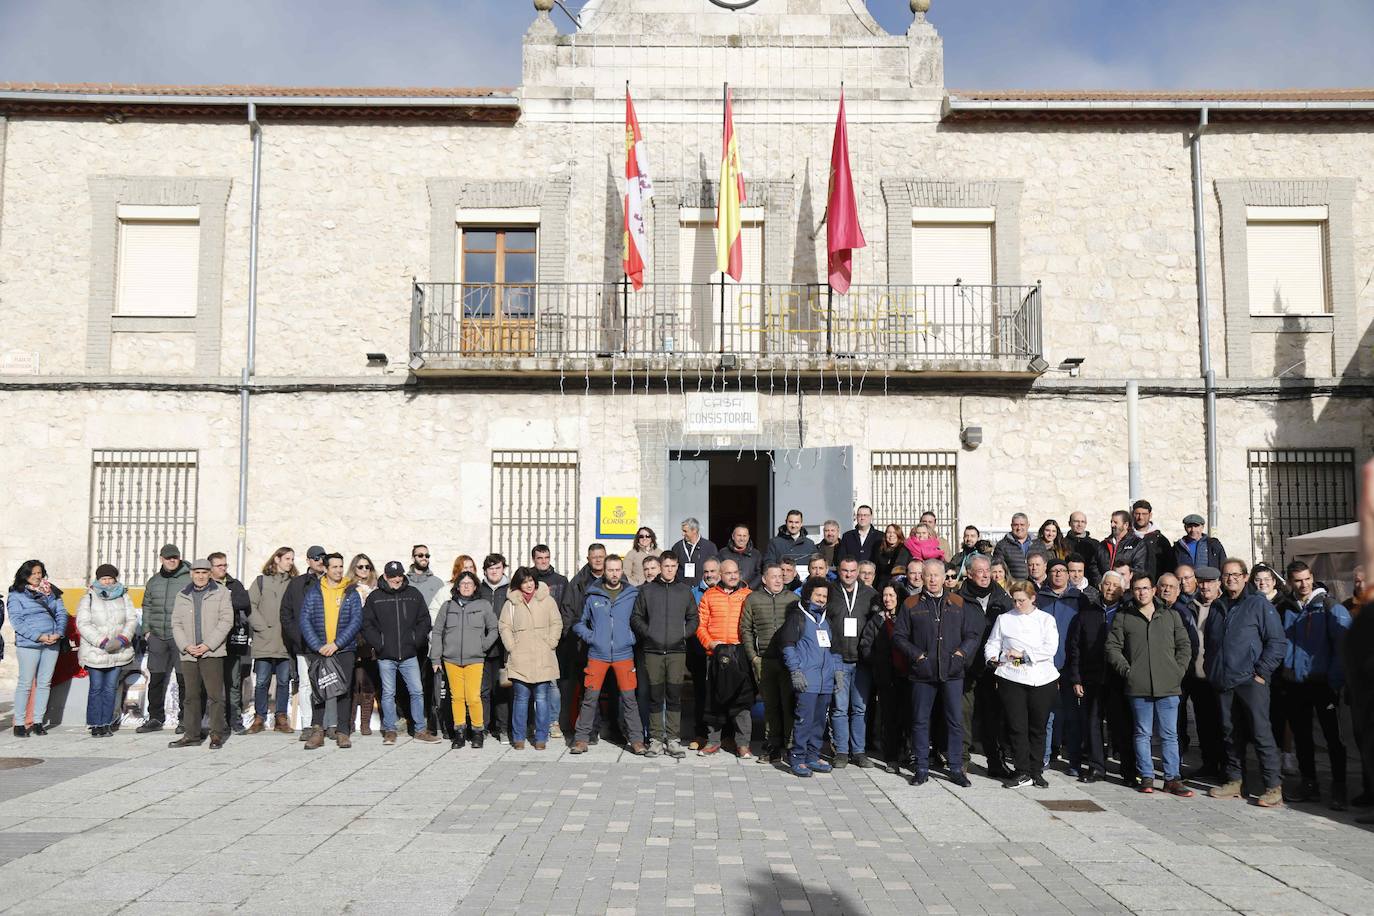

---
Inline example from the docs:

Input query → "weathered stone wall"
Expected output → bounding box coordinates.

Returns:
[3,386,1366,590]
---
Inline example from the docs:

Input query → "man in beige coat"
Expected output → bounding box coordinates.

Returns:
[169,559,234,749]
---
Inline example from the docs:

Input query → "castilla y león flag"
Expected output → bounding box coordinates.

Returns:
[716,86,747,281]
[623,89,654,290]
[826,89,866,293]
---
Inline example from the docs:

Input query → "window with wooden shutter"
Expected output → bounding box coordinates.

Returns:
[114,206,201,317]
[1246,207,1329,316]
[676,214,764,353]
[910,211,996,357]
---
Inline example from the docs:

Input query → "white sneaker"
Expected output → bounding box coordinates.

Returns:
[549,722,563,739]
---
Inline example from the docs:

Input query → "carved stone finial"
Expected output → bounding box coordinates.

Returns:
[911,0,932,19]
[533,0,555,13]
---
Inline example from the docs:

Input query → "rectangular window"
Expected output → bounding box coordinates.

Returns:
[679,213,764,353]
[456,226,537,355]
[870,450,958,549]
[88,449,199,581]
[909,215,996,358]
[1248,447,1355,567]
[1246,206,1329,316]
[911,209,994,287]
[115,205,201,317]
[490,450,579,575]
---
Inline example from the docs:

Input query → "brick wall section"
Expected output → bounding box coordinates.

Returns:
[85,176,231,374]
[1215,177,1357,378]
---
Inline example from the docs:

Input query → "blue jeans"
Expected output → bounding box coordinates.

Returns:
[254,658,293,718]
[829,662,871,755]
[1044,681,1083,768]
[911,679,965,776]
[378,657,426,733]
[85,666,121,727]
[1131,695,1181,780]
[15,646,60,726]
[511,680,553,744]
[791,691,832,767]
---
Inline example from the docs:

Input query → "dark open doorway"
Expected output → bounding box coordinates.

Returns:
[667,450,772,550]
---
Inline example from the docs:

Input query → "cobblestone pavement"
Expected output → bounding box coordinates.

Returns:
[0,728,1369,915]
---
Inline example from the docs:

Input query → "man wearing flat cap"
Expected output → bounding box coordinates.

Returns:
[1180,566,1225,779]
[169,559,234,749]
[1174,515,1227,573]
[137,544,191,734]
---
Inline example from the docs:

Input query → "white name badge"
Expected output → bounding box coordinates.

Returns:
[816,630,832,648]
[684,563,697,579]
[843,617,858,638]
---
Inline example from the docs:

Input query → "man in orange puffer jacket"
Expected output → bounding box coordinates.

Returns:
[696,559,754,757]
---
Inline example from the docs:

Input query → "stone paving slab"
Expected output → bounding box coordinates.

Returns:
[0,728,1369,914]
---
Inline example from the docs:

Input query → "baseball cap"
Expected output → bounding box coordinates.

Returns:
[159,544,181,559]
[190,558,212,571]
[306,545,327,561]
[1183,514,1206,527]
[383,560,406,578]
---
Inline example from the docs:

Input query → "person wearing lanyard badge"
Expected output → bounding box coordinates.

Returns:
[826,558,877,768]
[671,518,717,588]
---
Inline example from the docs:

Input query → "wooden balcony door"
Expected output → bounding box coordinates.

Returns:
[460,227,537,355]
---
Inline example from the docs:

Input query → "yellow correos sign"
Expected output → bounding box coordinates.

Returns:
[596,497,639,538]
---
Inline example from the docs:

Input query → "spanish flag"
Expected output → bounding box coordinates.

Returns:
[716,86,747,281]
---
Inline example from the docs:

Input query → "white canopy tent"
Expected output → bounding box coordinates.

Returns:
[1285,522,1359,601]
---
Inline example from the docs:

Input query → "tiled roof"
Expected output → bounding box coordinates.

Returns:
[949,88,1374,102]
[0,82,515,99]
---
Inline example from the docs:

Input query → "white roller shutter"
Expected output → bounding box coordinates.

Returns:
[911,223,993,286]
[115,219,201,317]
[1246,220,1328,315]
[678,220,763,284]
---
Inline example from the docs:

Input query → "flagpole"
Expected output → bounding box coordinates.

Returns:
[719,82,728,356]
[623,80,631,354]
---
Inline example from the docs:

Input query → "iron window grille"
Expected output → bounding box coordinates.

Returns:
[870,450,959,550]
[1248,448,1355,568]
[88,449,199,582]
[491,450,580,575]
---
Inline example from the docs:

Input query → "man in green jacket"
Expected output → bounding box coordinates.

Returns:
[1106,573,1194,796]
[739,563,799,764]
[137,544,191,734]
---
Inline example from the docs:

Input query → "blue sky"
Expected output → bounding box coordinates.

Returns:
[2,0,1372,90]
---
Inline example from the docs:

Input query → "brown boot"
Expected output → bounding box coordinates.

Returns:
[336,732,352,749]
[247,715,266,734]
[273,714,294,734]
[357,692,375,736]
[304,727,325,750]
[1257,785,1284,808]
[1209,779,1243,799]
[413,729,440,744]
[570,741,590,754]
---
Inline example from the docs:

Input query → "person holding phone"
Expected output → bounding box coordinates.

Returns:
[8,560,68,737]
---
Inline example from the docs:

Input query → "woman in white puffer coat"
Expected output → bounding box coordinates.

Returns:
[76,563,137,737]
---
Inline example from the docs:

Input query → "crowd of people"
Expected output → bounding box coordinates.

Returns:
[5,496,1372,820]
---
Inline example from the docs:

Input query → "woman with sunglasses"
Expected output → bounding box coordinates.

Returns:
[625,527,659,587]
[349,554,380,736]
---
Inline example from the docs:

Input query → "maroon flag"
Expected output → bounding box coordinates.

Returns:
[826,90,866,293]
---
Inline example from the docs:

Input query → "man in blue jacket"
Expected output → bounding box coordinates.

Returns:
[1281,560,1351,809]
[1205,558,1288,806]
[1174,514,1227,572]
[1036,559,1085,775]
[571,556,645,755]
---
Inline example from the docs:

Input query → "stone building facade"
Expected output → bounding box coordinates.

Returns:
[0,0,1370,587]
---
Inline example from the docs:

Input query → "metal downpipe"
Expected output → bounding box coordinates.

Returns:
[1191,107,1221,536]
[235,103,262,575]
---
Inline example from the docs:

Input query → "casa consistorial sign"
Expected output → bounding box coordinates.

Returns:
[684,392,761,435]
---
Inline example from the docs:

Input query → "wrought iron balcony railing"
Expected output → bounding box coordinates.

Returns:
[409,281,1042,366]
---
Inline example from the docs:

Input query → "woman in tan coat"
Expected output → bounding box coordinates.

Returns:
[498,567,561,750]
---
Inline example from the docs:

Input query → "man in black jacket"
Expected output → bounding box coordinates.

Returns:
[1092,512,1148,584]
[209,552,252,736]
[530,544,571,737]
[280,545,326,740]
[826,558,877,768]
[631,552,699,758]
[671,519,717,588]
[838,505,881,565]
[1065,512,1101,574]
[478,553,510,742]
[957,556,1009,776]
[362,561,439,745]
[764,510,818,566]
[1131,499,1176,579]
[893,559,982,787]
